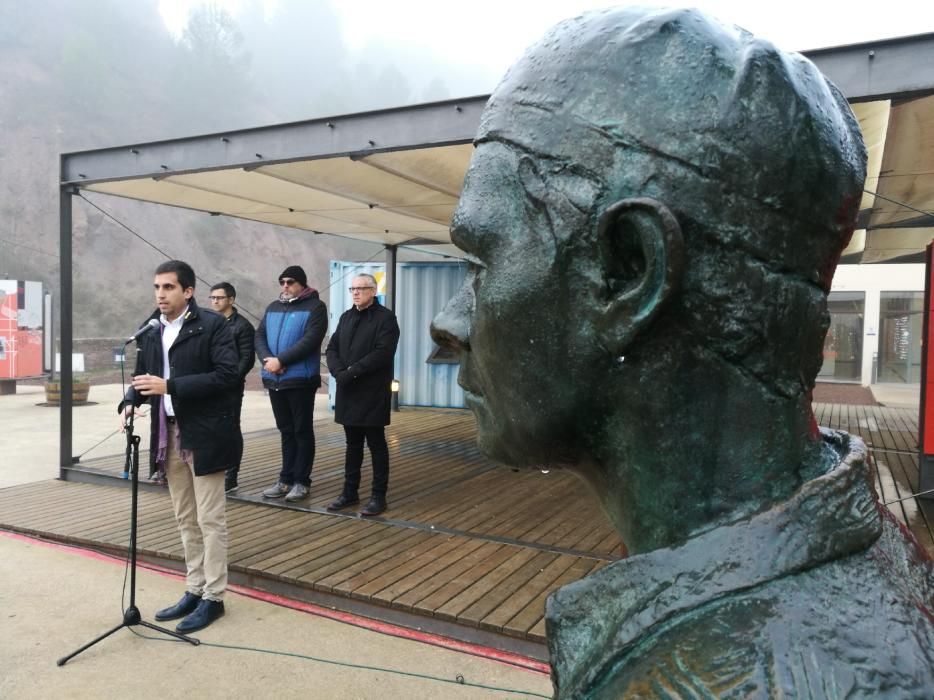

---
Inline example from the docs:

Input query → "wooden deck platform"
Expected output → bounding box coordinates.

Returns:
[1,402,932,658]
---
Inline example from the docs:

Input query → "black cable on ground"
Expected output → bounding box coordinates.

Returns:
[126,627,550,698]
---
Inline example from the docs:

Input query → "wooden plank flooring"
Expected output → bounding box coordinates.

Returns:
[2,402,933,655]
[74,408,621,558]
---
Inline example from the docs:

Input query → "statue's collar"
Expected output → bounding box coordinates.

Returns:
[547,429,883,697]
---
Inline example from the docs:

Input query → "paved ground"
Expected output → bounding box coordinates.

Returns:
[812,381,878,405]
[0,533,552,699]
[870,383,921,409]
[0,385,552,699]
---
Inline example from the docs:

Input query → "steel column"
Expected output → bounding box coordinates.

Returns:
[59,178,74,477]
[385,245,398,311]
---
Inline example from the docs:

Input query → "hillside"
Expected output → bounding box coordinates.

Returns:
[0,0,473,339]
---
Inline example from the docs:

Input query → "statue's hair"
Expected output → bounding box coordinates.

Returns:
[479,7,867,396]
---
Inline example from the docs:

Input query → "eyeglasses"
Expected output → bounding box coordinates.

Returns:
[349,287,376,293]
[279,278,296,286]
[207,295,228,301]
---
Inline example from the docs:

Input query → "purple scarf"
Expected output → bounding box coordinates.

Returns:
[151,323,193,485]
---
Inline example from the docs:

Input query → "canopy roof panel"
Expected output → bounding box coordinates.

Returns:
[66,97,487,254]
[870,95,934,228]
[63,34,934,262]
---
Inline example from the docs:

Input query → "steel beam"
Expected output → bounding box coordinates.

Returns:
[61,96,489,186]
[804,33,934,102]
[385,244,398,312]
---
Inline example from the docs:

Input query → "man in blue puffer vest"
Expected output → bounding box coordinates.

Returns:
[255,265,328,501]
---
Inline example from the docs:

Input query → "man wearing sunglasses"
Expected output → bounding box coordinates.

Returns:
[255,265,327,502]
[208,282,255,493]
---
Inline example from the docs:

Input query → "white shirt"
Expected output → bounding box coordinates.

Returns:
[160,306,188,416]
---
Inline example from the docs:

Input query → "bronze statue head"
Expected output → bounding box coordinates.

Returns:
[431,6,866,553]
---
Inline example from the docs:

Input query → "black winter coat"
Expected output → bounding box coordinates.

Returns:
[326,301,400,426]
[120,301,240,476]
[226,308,256,382]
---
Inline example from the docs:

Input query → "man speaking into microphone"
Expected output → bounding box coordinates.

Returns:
[119,259,239,633]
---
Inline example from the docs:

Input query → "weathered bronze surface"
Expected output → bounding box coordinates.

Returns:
[431,6,934,698]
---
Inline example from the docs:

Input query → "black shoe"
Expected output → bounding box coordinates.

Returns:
[225,477,238,493]
[154,591,201,621]
[360,497,386,516]
[327,493,359,511]
[176,598,225,634]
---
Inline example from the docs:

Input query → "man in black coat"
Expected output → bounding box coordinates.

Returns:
[208,281,255,493]
[325,273,400,516]
[120,260,239,633]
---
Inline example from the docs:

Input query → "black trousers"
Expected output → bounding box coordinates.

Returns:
[226,384,245,482]
[342,425,389,499]
[269,388,316,487]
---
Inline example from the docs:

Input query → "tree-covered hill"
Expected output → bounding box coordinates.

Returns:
[0,0,490,336]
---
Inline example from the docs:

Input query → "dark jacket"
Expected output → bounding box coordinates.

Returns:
[255,289,327,391]
[226,308,255,382]
[326,300,400,426]
[119,301,240,477]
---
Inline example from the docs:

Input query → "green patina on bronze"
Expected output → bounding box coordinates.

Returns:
[431,6,934,699]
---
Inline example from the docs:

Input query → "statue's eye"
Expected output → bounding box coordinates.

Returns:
[466,258,485,296]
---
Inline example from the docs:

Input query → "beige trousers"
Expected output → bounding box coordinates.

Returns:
[165,429,228,601]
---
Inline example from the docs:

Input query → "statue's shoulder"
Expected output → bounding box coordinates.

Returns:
[583,546,934,699]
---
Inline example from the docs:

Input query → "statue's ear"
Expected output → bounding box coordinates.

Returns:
[594,197,684,354]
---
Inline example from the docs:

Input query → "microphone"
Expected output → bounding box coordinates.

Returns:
[124,319,160,345]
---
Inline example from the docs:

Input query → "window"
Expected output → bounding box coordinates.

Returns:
[878,292,923,384]
[818,292,864,382]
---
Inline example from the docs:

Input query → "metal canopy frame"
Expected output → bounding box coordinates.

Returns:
[57,35,934,474]
[805,32,934,103]
[62,96,488,186]
[56,96,487,473]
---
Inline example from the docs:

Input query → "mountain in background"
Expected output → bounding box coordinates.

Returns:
[0,0,494,337]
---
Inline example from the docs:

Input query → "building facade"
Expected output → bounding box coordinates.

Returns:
[823,264,926,386]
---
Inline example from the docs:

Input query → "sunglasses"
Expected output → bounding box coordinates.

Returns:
[279,278,296,286]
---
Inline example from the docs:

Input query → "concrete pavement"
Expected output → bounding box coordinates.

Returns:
[0,533,552,699]
[870,383,921,409]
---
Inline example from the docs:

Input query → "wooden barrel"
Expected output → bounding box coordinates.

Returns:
[44,381,91,404]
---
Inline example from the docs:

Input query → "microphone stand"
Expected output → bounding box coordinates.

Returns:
[58,348,199,665]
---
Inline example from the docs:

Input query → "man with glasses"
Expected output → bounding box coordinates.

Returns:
[208,282,255,493]
[326,274,400,516]
[255,265,327,502]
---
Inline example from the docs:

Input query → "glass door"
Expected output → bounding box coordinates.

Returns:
[878,292,923,384]
[818,292,864,382]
